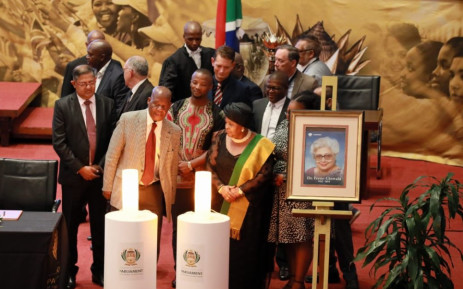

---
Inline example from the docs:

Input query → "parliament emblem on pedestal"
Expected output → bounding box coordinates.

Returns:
[183,249,201,267]
[121,248,141,266]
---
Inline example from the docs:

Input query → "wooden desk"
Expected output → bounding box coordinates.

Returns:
[0,211,68,289]
[0,82,41,146]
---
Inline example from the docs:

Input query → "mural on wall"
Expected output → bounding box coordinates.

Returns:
[0,0,462,165]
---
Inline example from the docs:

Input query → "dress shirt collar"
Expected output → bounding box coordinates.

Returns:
[185,44,202,56]
[131,78,146,95]
[97,60,111,78]
[270,96,286,110]
[77,95,96,105]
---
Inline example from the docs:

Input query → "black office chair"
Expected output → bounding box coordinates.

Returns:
[0,158,61,212]
[322,75,382,178]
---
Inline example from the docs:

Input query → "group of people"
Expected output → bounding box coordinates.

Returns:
[52,19,360,289]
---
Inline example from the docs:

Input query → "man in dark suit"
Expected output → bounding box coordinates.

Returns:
[119,55,154,118]
[52,65,116,289]
[261,44,319,99]
[208,45,252,109]
[253,71,290,140]
[61,30,112,98]
[233,53,263,103]
[86,39,130,117]
[159,21,215,102]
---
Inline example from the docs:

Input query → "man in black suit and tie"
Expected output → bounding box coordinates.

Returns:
[52,65,116,289]
[119,55,154,118]
[209,45,252,109]
[253,71,290,140]
[86,39,130,117]
[159,21,215,102]
[61,30,119,98]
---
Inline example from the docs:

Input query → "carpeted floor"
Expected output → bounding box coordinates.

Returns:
[1,140,462,289]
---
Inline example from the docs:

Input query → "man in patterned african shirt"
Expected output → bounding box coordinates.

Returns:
[166,68,225,283]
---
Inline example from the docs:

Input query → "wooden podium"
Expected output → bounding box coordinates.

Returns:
[293,202,352,289]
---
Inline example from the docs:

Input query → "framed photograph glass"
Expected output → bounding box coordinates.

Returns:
[286,110,363,202]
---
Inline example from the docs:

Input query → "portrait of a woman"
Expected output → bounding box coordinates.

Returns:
[304,136,344,186]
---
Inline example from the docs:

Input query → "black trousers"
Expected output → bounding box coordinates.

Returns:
[171,188,195,268]
[62,178,106,277]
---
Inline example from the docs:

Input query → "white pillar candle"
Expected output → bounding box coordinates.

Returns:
[194,171,211,215]
[122,169,139,211]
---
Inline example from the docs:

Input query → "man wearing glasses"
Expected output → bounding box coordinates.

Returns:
[295,35,332,85]
[52,64,116,288]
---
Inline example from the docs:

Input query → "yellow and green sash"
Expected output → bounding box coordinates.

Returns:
[220,134,275,240]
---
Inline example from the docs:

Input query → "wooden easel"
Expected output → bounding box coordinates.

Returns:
[292,202,351,289]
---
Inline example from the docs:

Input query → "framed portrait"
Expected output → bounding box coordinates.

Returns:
[286,110,363,202]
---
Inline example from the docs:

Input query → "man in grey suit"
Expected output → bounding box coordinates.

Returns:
[261,44,319,99]
[253,71,290,140]
[103,86,181,257]
[295,35,332,84]
[52,64,115,288]
[119,55,154,118]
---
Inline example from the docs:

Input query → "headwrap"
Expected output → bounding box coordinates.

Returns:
[223,102,253,129]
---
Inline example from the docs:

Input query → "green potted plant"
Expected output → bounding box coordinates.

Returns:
[355,173,463,289]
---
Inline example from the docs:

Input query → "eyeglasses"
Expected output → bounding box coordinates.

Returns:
[75,81,96,87]
[266,86,283,91]
[314,154,334,161]
[298,49,313,53]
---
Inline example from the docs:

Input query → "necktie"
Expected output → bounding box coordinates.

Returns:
[261,102,274,138]
[122,91,133,113]
[141,122,157,185]
[84,100,96,164]
[214,82,223,106]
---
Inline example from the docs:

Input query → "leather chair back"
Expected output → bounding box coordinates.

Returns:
[0,158,58,211]
[335,75,380,110]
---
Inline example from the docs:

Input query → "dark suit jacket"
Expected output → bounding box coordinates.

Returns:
[159,46,215,102]
[52,92,116,185]
[252,97,290,134]
[60,56,87,98]
[208,75,252,109]
[240,75,263,103]
[119,79,154,118]
[60,57,123,98]
[96,60,130,117]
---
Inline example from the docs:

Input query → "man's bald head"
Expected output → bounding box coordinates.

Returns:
[86,39,113,70]
[86,30,105,47]
[183,21,203,51]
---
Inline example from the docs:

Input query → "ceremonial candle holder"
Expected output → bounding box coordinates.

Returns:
[261,32,287,74]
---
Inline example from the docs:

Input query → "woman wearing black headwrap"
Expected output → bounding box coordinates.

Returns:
[206,102,275,289]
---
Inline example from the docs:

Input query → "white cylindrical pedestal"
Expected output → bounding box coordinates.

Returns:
[176,212,230,289]
[105,210,158,289]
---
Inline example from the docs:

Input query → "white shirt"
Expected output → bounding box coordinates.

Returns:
[95,60,111,91]
[185,44,202,69]
[145,110,162,182]
[261,96,286,141]
[77,95,96,127]
[287,71,297,99]
[129,79,147,102]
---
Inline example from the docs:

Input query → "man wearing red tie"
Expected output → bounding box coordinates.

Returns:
[103,86,181,259]
[52,64,116,289]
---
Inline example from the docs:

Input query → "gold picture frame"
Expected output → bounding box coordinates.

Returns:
[286,110,363,202]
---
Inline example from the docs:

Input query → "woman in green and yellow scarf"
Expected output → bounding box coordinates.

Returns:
[207,102,275,289]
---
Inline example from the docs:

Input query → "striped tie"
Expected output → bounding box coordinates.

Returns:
[214,82,223,105]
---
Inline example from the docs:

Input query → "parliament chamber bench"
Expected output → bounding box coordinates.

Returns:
[0,82,53,145]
